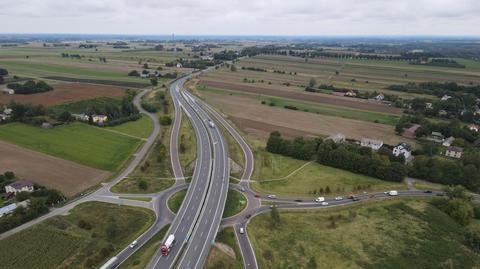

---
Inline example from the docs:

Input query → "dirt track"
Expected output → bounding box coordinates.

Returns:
[0,82,125,106]
[199,80,403,114]
[0,140,110,197]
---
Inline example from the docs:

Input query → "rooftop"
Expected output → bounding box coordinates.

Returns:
[7,179,34,190]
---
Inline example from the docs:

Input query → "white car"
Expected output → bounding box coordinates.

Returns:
[267,195,276,199]
[388,190,398,196]
[129,240,138,248]
[239,227,245,234]
[335,196,343,201]
[315,197,325,202]
[321,202,329,206]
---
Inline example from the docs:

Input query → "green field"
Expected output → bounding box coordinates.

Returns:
[199,86,400,125]
[223,190,248,218]
[119,224,170,269]
[248,199,480,269]
[0,122,141,171]
[252,149,405,198]
[205,227,243,269]
[105,114,154,139]
[168,189,187,213]
[0,202,154,269]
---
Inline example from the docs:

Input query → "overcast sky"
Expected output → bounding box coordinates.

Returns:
[0,0,479,36]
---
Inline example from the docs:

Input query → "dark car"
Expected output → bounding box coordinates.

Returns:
[294,199,302,202]
[245,214,251,219]
[254,194,261,198]
[424,190,433,194]
[352,196,359,201]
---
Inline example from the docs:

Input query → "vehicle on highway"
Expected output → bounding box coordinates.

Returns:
[161,234,175,256]
[269,204,276,208]
[351,196,359,201]
[321,202,329,206]
[239,187,246,192]
[424,190,433,193]
[99,257,118,269]
[294,199,302,202]
[208,120,215,128]
[129,240,138,248]
[267,194,276,199]
[315,197,325,202]
[254,193,261,198]
[245,214,251,219]
[239,227,245,234]
[335,196,343,200]
[388,190,399,196]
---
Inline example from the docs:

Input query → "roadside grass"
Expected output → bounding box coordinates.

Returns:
[105,114,154,139]
[223,190,248,218]
[112,177,174,194]
[412,180,446,191]
[168,189,187,214]
[0,122,141,171]
[199,86,400,126]
[179,112,197,177]
[217,120,245,177]
[0,202,154,269]
[248,198,480,269]
[205,227,243,269]
[118,224,171,269]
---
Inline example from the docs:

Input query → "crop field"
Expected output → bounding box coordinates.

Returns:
[200,91,410,145]
[0,202,154,269]
[0,140,109,197]
[199,86,400,125]
[252,150,405,198]
[0,82,126,106]
[0,122,141,171]
[248,199,480,269]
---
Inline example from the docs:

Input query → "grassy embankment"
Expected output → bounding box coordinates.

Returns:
[0,122,141,171]
[112,88,174,194]
[179,112,197,178]
[205,227,243,269]
[118,224,171,269]
[248,198,480,269]
[0,202,154,269]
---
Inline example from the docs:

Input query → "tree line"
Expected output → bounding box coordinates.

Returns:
[7,80,53,94]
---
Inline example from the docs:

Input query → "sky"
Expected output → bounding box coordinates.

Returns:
[0,0,479,36]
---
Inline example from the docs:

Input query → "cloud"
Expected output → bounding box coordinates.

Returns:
[0,0,478,35]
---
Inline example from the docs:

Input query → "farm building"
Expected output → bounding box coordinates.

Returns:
[427,132,445,143]
[5,180,34,194]
[360,138,383,151]
[0,200,30,218]
[92,115,108,124]
[442,136,455,147]
[445,146,463,159]
[327,133,346,144]
[393,143,412,160]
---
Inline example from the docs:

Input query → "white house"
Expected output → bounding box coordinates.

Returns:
[5,180,34,195]
[1,88,14,95]
[441,95,452,101]
[374,93,385,101]
[176,62,183,68]
[425,103,433,109]
[445,146,463,159]
[92,115,108,124]
[327,133,346,144]
[442,136,455,147]
[72,113,89,122]
[468,124,480,132]
[360,138,383,151]
[393,143,412,160]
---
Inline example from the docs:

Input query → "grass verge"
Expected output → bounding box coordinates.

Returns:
[168,189,187,214]
[205,227,243,269]
[223,189,247,218]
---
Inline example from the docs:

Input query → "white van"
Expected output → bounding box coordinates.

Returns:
[388,190,398,196]
[315,197,325,202]
[239,227,245,234]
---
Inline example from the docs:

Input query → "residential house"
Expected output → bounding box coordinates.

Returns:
[403,124,421,139]
[360,138,383,151]
[374,93,385,101]
[5,180,34,194]
[3,108,12,115]
[140,73,149,78]
[442,136,455,147]
[327,133,346,144]
[425,103,433,109]
[1,88,14,95]
[393,142,412,161]
[72,113,89,122]
[427,132,445,143]
[92,115,108,124]
[345,91,356,97]
[176,63,183,68]
[445,146,463,159]
[41,122,52,129]
[468,124,479,132]
[441,95,452,101]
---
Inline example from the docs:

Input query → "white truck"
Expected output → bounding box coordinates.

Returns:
[161,234,175,256]
[388,190,398,196]
[99,257,118,269]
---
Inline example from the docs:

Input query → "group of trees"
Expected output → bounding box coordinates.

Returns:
[266,132,407,182]
[388,82,480,98]
[412,58,465,68]
[6,101,46,124]
[7,80,53,94]
[0,67,8,84]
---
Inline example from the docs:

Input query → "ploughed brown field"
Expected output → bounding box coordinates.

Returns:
[0,140,110,197]
[199,80,403,114]
[202,91,409,146]
[0,82,125,106]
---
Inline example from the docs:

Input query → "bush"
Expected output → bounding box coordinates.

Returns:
[160,116,172,126]
[128,70,140,77]
[7,80,53,94]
